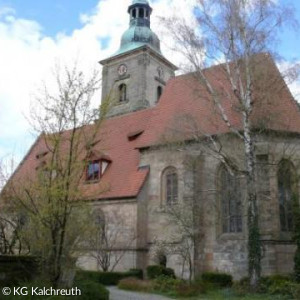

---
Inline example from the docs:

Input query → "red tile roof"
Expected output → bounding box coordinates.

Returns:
[9,54,300,200]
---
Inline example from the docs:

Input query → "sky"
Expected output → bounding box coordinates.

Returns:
[0,0,300,165]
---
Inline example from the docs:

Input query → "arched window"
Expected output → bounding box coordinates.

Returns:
[157,86,163,102]
[119,84,127,102]
[162,167,178,205]
[278,160,295,232]
[219,165,242,233]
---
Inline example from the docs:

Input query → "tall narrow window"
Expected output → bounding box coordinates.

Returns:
[157,86,163,102]
[119,84,127,102]
[139,8,144,18]
[162,167,178,205]
[278,160,295,232]
[219,165,242,233]
[132,8,136,18]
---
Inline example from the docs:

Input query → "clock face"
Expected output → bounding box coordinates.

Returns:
[118,64,127,76]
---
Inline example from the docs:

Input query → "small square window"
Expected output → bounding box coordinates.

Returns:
[87,161,101,181]
[86,160,110,182]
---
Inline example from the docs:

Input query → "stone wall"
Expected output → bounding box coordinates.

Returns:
[77,199,139,272]
[101,48,175,117]
[140,133,300,279]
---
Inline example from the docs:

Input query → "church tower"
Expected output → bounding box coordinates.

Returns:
[100,0,177,117]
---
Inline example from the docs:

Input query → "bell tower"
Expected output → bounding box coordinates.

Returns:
[100,0,177,117]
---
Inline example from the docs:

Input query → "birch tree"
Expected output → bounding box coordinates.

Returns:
[162,0,299,288]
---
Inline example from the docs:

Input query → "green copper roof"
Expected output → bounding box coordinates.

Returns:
[115,25,161,56]
[113,0,160,56]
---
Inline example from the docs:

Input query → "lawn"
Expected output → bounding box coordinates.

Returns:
[176,289,289,300]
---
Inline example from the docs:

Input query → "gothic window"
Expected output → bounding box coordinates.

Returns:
[162,167,178,205]
[86,160,109,182]
[119,84,127,102]
[157,86,163,102]
[219,165,242,233]
[278,160,295,232]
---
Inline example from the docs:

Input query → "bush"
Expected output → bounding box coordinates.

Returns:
[118,277,152,292]
[75,270,100,283]
[175,281,206,297]
[146,265,175,279]
[201,272,233,288]
[294,247,300,282]
[152,275,182,293]
[75,269,143,286]
[233,275,300,298]
[128,268,143,279]
[0,255,39,286]
[75,280,109,300]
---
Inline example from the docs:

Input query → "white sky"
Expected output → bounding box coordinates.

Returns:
[0,0,299,162]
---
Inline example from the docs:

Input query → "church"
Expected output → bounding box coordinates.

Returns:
[6,0,300,279]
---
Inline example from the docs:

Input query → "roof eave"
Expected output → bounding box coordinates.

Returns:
[99,45,178,71]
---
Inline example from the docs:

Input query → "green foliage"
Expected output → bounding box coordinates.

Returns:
[128,268,143,279]
[118,277,152,292]
[0,255,39,287]
[294,248,300,283]
[174,281,206,297]
[234,275,300,299]
[201,272,233,288]
[152,275,183,293]
[292,193,300,282]
[146,265,175,279]
[75,270,100,283]
[248,213,262,285]
[75,269,143,286]
[74,280,109,300]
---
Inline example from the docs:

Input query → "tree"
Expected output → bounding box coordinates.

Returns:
[1,63,107,287]
[162,0,299,287]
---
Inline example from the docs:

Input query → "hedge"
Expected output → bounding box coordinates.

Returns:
[0,255,39,286]
[201,272,233,287]
[146,265,175,279]
[75,268,143,286]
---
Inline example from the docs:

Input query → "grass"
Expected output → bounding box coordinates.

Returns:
[169,289,290,299]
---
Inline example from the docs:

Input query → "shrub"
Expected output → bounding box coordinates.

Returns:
[75,270,100,283]
[75,269,144,286]
[175,281,206,297]
[0,255,39,286]
[294,247,300,282]
[75,280,109,300]
[118,277,152,292]
[128,268,143,279]
[232,277,250,296]
[290,283,300,299]
[152,275,182,293]
[234,275,300,298]
[146,265,175,279]
[201,272,233,288]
